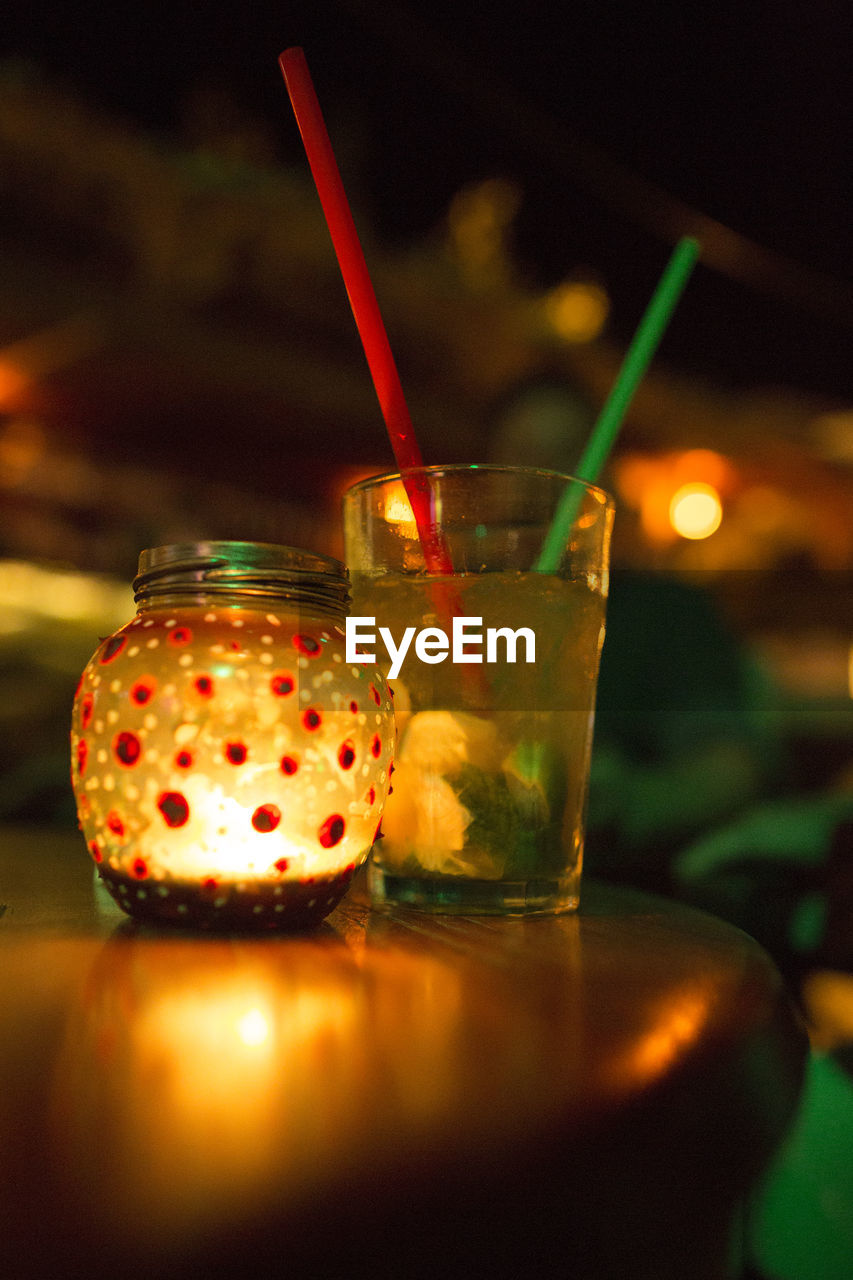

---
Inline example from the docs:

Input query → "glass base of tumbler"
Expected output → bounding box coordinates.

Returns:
[368,862,581,916]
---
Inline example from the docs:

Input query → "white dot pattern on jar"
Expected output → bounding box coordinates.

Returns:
[71,606,394,928]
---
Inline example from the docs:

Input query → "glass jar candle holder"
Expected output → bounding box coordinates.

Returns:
[70,542,395,930]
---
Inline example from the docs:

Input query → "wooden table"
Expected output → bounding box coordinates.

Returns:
[0,826,806,1280]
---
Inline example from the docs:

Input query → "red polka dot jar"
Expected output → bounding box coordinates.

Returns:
[70,542,394,929]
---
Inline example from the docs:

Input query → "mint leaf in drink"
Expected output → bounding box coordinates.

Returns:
[455,764,519,873]
[502,738,568,825]
[501,739,570,878]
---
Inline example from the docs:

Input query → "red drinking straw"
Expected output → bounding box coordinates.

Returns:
[278,47,453,576]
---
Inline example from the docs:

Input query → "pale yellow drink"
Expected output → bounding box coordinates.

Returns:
[349,571,606,912]
[343,464,613,915]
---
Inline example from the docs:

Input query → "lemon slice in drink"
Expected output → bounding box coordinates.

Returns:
[398,710,505,775]
[380,761,472,872]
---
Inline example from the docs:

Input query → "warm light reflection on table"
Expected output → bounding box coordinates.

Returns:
[46,920,583,1248]
[51,938,370,1239]
[613,988,714,1085]
[0,827,806,1280]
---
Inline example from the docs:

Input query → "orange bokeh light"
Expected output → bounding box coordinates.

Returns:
[613,449,734,545]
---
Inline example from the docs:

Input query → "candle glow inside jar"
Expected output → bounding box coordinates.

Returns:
[70,542,395,929]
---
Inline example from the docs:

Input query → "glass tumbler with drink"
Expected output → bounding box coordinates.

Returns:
[343,464,613,914]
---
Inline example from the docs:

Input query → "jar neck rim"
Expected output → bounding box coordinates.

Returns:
[132,542,349,615]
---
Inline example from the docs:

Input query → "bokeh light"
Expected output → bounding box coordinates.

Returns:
[669,482,723,540]
[543,279,609,343]
[447,178,522,287]
[382,483,416,530]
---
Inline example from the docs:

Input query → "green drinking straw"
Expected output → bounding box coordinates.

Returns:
[534,235,701,572]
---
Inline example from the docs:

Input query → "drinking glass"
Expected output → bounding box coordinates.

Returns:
[343,465,613,914]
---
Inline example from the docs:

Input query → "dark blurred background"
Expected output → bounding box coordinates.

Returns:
[0,0,849,698]
[0,5,851,486]
[1,0,850,772]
